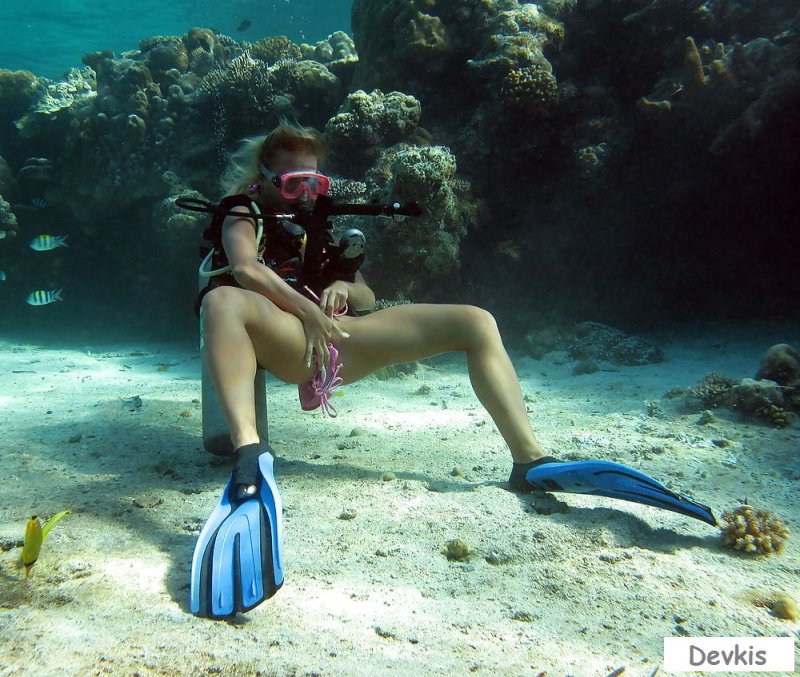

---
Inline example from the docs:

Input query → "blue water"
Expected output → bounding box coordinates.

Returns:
[0,0,353,79]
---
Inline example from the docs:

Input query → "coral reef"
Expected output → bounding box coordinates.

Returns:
[280,61,343,127]
[14,68,96,139]
[198,51,280,136]
[325,89,422,174]
[352,0,564,128]
[500,63,559,115]
[689,373,738,409]
[757,343,800,412]
[151,171,208,251]
[303,30,358,64]
[640,32,800,156]
[360,143,477,299]
[567,322,664,366]
[0,155,18,201]
[251,36,303,65]
[468,3,564,77]
[720,504,789,556]
[756,343,800,386]
[1,1,798,337]
[140,36,190,85]
[183,27,228,76]
[0,194,18,239]
[683,349,800,426]
[300,31,359,90]
[728,378,791,427]
[0,69,42,136]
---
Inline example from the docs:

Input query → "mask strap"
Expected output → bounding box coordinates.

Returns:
[259,163,281,188]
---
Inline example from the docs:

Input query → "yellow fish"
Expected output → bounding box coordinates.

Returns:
[22,510,70,576]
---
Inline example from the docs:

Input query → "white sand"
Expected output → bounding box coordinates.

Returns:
[0,324,798,676]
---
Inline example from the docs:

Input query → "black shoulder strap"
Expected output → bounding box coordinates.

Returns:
[197,194,257,244]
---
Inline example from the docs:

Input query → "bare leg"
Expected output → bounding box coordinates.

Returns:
[201,286,312,450]
[203,293,545,493]
[336,304,546,463]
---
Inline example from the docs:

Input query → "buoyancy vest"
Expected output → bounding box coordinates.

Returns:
[196,193,365,313]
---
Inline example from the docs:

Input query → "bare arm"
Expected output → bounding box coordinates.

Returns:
[221,208,348,365]
[319,271,375,316]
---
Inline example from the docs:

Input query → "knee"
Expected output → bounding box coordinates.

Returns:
[461,305,501,347]
[201,285,244,321]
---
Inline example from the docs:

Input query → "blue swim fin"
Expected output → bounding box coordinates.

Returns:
[190,450,284,618]
[525,459,717,526]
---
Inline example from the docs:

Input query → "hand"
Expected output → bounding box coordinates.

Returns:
[319,281,350,317]
[302,306,349,369]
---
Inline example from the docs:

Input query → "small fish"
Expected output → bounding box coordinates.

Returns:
[22,510,70,576]
[26,289,63,306]
[29,234,68,251]
[31,197,48,208]
[0,271,6,281]
[236,18,252,32]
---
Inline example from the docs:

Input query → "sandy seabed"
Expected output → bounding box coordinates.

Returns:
[0,322,798,677]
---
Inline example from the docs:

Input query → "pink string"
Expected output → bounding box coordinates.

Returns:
[311,356,344,417]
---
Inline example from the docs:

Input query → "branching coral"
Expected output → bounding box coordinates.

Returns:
[720,504,789,556]
[640,33,800,156]
[199,52,275,113]
[251,36,303,65]
[689,372,738,408]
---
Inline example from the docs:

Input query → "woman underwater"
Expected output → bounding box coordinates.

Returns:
[200,121,548,498]
[189,122,715,619]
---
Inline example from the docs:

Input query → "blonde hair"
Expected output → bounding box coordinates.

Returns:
[220,121,328,196]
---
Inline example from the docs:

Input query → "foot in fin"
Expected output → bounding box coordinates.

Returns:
[508,456,560,492]
[232,441,262,499]
[520,458,717,526]
[190,440,285,619]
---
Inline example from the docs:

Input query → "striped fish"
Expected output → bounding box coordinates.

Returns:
[29,234,68,251]
[26,289,63,306]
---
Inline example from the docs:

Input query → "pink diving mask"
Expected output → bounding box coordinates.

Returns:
[259,163,331,201]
